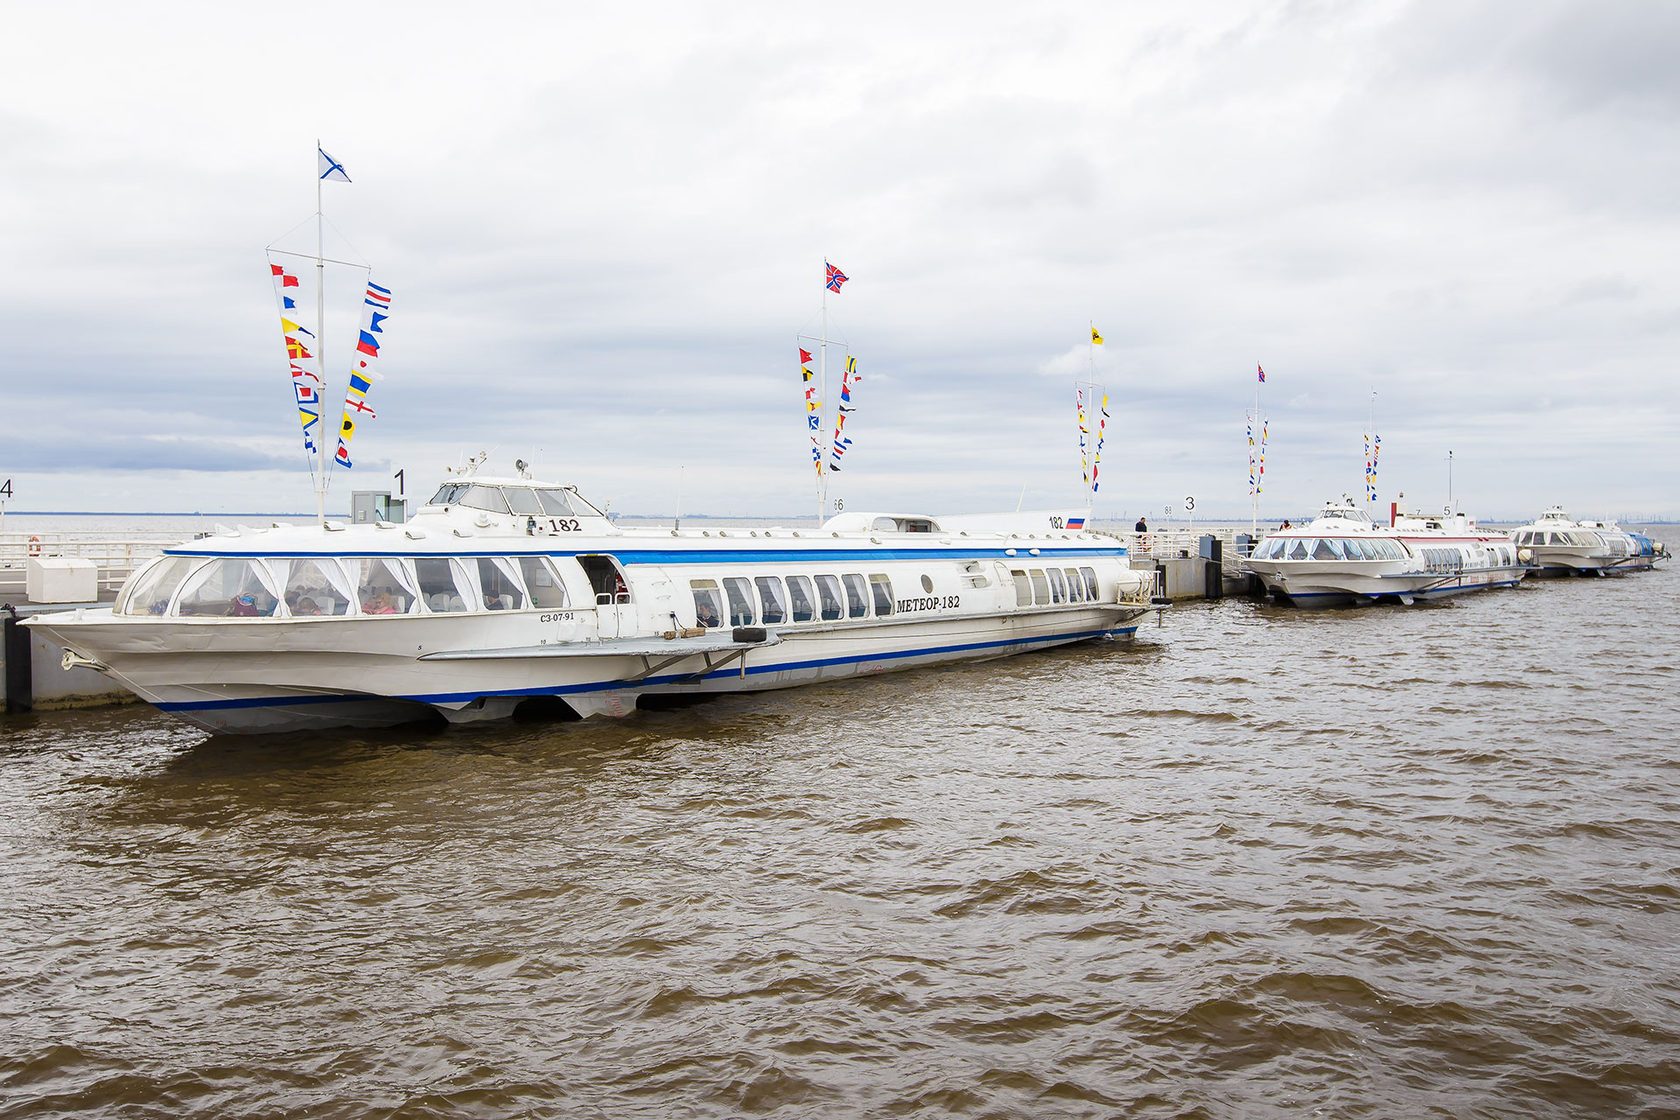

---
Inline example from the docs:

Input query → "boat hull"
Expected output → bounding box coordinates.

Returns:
[1248,563,1527,607]
[29,605,1149,734]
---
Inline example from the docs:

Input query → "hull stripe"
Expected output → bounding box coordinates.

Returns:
[151,625,1140,713]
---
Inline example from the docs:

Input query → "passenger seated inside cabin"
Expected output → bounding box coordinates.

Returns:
[363,590,398,615]
[293,596,324,616]
[696,600,720,627]
[230,593,262,617]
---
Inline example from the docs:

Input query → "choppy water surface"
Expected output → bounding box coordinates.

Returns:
[3,551,1678,1119]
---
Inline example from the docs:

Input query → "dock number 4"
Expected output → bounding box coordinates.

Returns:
[0,479,11,499]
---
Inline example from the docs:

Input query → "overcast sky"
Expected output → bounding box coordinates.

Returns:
[3,1,1676,521]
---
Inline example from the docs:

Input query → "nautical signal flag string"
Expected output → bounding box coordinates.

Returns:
[801,346,822,469]
[1076,387,1109,494]
[334,279,392,469]
[829,356,860,472]
[269,261,325,462]
[1365,432,1381,503]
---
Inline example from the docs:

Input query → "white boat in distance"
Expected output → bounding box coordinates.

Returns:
[26,470,1158,733]
[1244,496,1528,607]
[1510,507,1668,576]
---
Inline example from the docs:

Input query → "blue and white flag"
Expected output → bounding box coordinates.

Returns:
[318,147,351,183]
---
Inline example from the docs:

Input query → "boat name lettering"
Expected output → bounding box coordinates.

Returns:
[896,595,960,613]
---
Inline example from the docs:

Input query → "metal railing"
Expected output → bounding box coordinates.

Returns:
[0,532,179,600]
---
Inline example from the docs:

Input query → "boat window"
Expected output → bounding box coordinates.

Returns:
[1047,568,1067,603]
[869,574,893,616]
[415,557,473,613]
[475,557,526,610]
[354,558,418,615]
[280,558,353,616]
[1080,567,1099,599]
[723,577,755,626]
[842,574,869,618]
[690,579,724,628]
[755,577,786,624]
[787,575,816,622]
[429,482,470,506]
[518,556,569,609]
[1029,569,1050,604]
[1064,568,1083,602]
[1311,539,1338,560]
[461,485,511,515]
[536,489,577,516]
[503,487,544,516]
[815,575,843,620]
[119,556,196,616]
[1012,569,1033,607]
[1288,540,1310,560]
[1357,540,1378,560]
[177,558,280,618]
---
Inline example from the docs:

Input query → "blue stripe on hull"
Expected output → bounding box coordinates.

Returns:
[152,625,1141,714]
[163,545,1127,564]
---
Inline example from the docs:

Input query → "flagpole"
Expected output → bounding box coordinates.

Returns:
[818,260,828,524]
[314,139,328,527]
[1251,368,1259,537]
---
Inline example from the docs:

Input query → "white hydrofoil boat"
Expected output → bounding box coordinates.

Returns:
[26,471,1158,733]
[1243,496,1528,607]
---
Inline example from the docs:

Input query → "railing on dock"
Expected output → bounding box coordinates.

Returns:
[0,532,179,600]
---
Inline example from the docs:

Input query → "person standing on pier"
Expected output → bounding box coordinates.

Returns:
[1135,515,1148,533]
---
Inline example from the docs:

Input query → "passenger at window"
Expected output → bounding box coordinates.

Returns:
[364,591,398,614]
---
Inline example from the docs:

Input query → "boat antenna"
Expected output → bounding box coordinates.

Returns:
[1447,449,1454,511]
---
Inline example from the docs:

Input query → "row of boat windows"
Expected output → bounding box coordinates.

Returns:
[687,565,1102,627]
[1512,529,1602,547]
[693,574,880,626]
[1417,548,1466,574]
[1251,537,1410,561]
[119,555,573,618]
[426,484,603,518]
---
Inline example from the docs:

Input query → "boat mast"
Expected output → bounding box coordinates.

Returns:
[1250,373,1259,537]
[314,139,328,527]
[1086,324,1098,521]
[818,264,828,524]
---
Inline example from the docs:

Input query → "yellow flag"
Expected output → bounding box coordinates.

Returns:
[1091,327,1104,345]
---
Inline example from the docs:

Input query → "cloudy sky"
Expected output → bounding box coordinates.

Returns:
[3,1,1676,521]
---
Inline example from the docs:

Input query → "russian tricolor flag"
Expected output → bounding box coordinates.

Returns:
[1068,516,1086,530]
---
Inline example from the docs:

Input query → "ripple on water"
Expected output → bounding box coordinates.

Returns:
[2,552,1680,1117]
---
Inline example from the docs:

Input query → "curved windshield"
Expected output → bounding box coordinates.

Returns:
[429,482,470,506]
[119,556,197,616]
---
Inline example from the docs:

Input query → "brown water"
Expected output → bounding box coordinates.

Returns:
[2,549,1678,1118]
